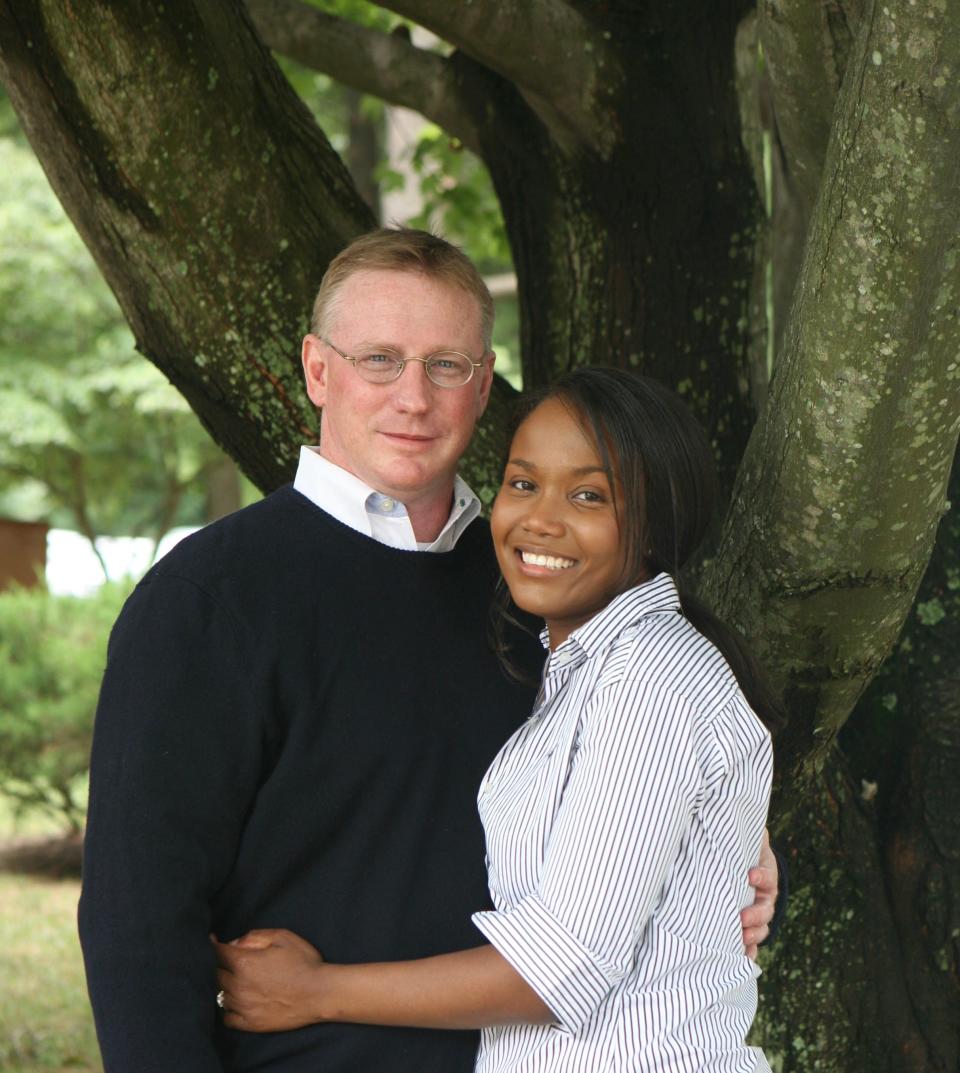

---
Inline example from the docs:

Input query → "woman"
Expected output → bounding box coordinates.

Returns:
[215,368,779,1072]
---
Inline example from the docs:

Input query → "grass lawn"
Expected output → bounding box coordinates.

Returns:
[0,873,99,1072]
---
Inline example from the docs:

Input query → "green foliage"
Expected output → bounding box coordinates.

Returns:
[916,598,947,626]
[304,0,397,32]
[277,5,512,274]
[408,127,512,271]
[0,136,227,551]
[0,583,126,833]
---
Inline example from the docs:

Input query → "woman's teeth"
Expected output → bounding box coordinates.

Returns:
[520,551,576,570]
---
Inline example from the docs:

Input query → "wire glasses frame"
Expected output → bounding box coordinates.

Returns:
[322,338,486,388]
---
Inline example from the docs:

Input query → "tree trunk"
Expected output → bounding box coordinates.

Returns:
[704,0,960,788]
[203,453,243,523]
[2,1,960,1066]
[707,3,960,1066]
[758,451,960,1072]
[451,3,760,491]
[829,447,960,1070]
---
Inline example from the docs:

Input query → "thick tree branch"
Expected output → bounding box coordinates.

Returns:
[245,0,479,153]
[0,0,376,493]
[705,0,960,795]
[375,0,623,157]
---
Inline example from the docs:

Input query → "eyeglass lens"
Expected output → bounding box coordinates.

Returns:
[354,349,473,386]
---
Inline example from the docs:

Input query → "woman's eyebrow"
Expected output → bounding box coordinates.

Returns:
[507,458,607,478]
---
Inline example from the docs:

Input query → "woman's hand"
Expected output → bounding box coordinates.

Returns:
[212,929,329,1032]
[741,829,779,959]
[214,936,553,1032]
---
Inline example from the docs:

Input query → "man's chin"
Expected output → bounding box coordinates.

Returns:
[373,460,455,499]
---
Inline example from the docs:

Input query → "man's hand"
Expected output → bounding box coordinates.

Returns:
[213,929,328,1032]
[741,829,778,960]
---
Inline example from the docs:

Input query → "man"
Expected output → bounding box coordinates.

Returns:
[79,228,779,1072]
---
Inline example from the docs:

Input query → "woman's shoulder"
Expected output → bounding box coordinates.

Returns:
[599,609,741,717]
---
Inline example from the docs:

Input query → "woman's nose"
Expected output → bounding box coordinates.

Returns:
[521,502,565,537]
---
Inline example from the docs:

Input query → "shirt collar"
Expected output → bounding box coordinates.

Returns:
[540,573,682,663]
[292,446,481,552]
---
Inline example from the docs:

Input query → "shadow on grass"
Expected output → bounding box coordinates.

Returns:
[0,834,82,879]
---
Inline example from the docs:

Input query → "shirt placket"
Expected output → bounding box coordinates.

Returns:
[529,645,585,725]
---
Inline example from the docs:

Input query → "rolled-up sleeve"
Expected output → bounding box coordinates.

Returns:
[473,678,702,1032]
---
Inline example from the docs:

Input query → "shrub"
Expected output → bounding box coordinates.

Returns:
[0,582,127,833]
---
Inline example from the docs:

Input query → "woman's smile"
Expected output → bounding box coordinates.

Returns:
[492,397,632,650]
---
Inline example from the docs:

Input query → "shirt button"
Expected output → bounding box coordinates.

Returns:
[381,498,395,513]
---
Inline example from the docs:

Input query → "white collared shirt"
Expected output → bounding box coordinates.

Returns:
[292,446,481,552]
[472,573,773,1073]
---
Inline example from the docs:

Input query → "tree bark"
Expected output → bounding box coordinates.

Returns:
[246,0,481,153]
[704,0,960,791]
[758,452,960,1072]
[707,4,960,1065]
[446,3,761,493]
[834,447,960,1070]
[0,0,375,492]
[343,88,382,220]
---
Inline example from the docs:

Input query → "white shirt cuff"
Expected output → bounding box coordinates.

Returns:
[472,894,621,1032]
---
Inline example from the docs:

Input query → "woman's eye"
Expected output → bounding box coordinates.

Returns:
[573,489,604,502]
[508,477,535,492]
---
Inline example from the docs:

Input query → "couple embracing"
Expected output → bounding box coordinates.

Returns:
[80,228,782,1073]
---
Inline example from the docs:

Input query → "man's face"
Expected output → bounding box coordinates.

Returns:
[302,269,494,507]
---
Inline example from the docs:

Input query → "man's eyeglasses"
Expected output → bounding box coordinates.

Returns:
[323,338,486,388]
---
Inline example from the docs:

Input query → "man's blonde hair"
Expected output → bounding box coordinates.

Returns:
[311,228,494,350]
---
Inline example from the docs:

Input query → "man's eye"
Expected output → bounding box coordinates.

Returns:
[364,352,394,364]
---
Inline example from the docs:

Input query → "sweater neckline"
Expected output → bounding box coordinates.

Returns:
[278,484,488,562]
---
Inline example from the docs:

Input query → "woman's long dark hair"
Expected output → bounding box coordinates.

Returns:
[493,367,784,735]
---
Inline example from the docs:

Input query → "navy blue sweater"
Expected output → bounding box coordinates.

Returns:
[79,487,541,1072]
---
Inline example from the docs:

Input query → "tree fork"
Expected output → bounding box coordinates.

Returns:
[452,7,761,491]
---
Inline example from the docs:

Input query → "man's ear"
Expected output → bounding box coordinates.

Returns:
[302,334,328,408]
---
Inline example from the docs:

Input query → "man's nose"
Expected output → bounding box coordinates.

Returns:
[392,359,433,412]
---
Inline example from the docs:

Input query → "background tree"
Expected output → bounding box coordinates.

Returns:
[0,1,958,1069]
[0,128,241,570]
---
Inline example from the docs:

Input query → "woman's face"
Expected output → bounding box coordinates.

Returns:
[491,397,633,650]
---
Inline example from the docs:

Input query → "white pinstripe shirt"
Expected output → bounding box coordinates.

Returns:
[472,574,773,1073]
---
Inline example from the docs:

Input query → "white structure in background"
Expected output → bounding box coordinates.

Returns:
[381,98,429,226]
[381,26,434,226]
[46,527,196,597]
